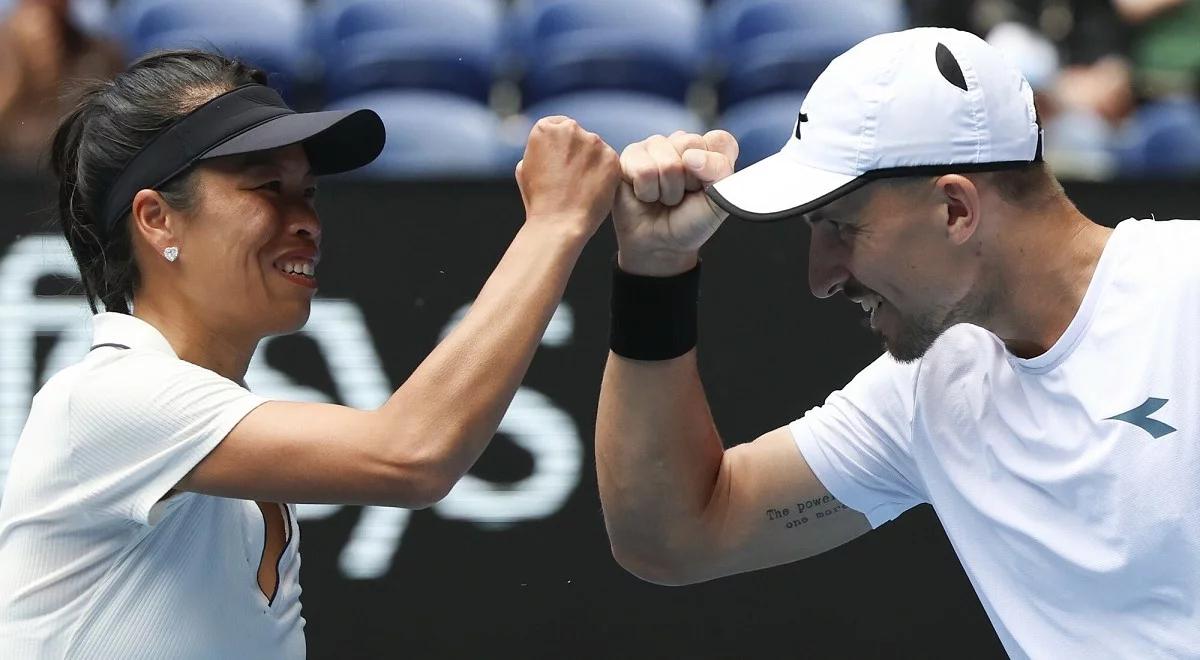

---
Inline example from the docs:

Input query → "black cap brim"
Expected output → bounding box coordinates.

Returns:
[201,108,385,175]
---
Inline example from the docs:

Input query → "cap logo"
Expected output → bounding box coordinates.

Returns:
[794,111,808,140]
[935,43,968,92]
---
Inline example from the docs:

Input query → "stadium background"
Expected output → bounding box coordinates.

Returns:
[2,1,1199,658]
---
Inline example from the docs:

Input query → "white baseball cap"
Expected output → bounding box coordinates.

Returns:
[707,27,1043,221]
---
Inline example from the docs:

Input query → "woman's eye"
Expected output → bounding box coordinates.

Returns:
[258,180,283,192]
[304,187,318,200]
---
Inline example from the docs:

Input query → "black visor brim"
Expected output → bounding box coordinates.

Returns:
[201,108,385,175]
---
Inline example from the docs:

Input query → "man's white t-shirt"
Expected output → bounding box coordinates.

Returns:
[0,313,304,659]
[791,218,1200,658]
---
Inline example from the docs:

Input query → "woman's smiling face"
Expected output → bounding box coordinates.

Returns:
[163,144,323,338]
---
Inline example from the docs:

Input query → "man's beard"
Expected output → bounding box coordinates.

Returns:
[878,304,954,363]
[876,290,991,363]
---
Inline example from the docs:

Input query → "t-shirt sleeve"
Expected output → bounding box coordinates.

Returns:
[790,353,926,529]
[67,349,270,525]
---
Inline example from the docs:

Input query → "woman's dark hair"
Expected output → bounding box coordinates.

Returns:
[50,50,267,314]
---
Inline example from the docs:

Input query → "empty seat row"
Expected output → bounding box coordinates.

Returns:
[100,0,906,106]
[335,90,707,179]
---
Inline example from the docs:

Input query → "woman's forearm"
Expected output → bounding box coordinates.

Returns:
[379,220,589,492]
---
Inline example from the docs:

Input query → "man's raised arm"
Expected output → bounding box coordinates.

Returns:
[596,131,870,586]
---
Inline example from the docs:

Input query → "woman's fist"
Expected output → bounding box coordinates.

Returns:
[516,116,621,240]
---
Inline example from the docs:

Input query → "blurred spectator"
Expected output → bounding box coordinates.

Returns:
[984,21,1060,89]
[905,1,1133,117]
[0,0,123,172]
[1053,54,1134,125]
[906,0,1129,66]
[1114,0,1200,97]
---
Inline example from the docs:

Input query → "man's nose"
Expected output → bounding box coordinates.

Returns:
[808,226,850,299]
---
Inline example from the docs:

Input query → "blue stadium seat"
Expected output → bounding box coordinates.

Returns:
[113,0,304,45]
[707,0,905,107]
[1114,99,1200,177]
[523,91,705,153]
[326,91,511,178]
[717,91,807,167]
[509,0,704,105]
[112,0,308,99]
[314,0,502,103]
[135,30,308,100]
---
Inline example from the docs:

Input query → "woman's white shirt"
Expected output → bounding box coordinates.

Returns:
[0,312,304,659]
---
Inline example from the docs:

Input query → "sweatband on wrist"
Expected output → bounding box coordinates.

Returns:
[609,257,701,361]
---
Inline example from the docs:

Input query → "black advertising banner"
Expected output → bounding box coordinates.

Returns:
[0,174,1193,659]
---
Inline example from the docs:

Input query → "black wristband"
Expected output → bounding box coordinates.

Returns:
[610,257,701,361]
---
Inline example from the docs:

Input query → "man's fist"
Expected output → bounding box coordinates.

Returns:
[613,130,739,276]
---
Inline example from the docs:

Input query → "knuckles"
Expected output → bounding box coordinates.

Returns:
[521,118,620,191]
[657,158,685,179]
[529,116,611,153]
[533,115,575,131]
[632,164,658,187]
[598,145,619,168]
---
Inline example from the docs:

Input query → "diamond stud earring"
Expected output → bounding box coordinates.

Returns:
[163,246,179,262]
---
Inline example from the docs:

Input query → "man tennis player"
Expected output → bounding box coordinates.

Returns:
[596,27,1200,658]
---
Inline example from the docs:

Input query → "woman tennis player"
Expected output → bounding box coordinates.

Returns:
[0,50,619,658]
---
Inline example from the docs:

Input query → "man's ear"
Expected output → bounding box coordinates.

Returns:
[935,174,981,246]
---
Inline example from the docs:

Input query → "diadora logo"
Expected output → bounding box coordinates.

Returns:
[1105,397,1176,439]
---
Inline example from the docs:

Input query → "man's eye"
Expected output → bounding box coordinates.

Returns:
[832,221,857,237]
[258,181,282,192]
[304,186,318,200]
